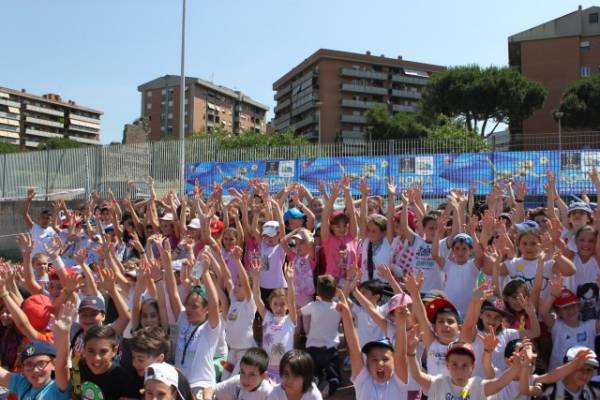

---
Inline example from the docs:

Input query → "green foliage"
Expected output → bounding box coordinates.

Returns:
[0,142,21,154]
[559,74,600,129]
[191,128,309,149]
[37,137,84,150]
[421,65,546,137]
[365,106,429,140]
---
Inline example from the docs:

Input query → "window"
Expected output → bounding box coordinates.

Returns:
[147,103,152,109]
[581,66,591,77]
[580,41,591,52]
[590,13,599,24]
[161,89,167,95]
[147,91,153,97]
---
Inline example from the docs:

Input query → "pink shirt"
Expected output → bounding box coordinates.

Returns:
[288,252,316,307]
[322,234,357,280]
[222,249,238,282]
[259,242,287,289]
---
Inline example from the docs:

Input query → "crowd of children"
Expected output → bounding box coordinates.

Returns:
[1,171,600,399]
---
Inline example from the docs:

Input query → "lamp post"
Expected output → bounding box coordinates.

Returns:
[179,0,187,195]
[315,101,323,144]
[555,111,564,152]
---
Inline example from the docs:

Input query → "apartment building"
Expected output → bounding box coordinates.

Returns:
[272,49,445,143]
[138,75,269,141]
[0,87,102,148]
[509,6,600,135]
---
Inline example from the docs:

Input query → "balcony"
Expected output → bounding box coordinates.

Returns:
[391,89,422,99]
[341,68,387,80]
[69,124,99,134]
[26,116,63,129]
[26,128,63,139]
[0,128,20,139]
[392,104,418,113]
[26,104,64,117]
[341,130,367,140]
[0,136,19,144]
[391,75,428,85]
[274,98,291,113]
[303,130,319,140]
[341,99,385,109]
[341,84,387,95]
[0,98,21,108]
[69,135,100,145]
[273,113,291,131]
[70,113,101,125]
[291,101,314,117]
[293,114,316,130]
[341,114,367,124]
[274,85,292,100]
[0,111,20,120]
[0,117,19,127]
[25,140,40,148]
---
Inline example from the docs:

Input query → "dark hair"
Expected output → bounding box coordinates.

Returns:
[359,279,384,298]
[504,339,524,358]
[330,213,350,226]
[575,225,597,240]
[279,350,314,393]
[502,279,529,316]
[516,229,541,246]
[130,326,170,358]
[137,298,161,330]
[240,347,269,374]
[316,274,337,301]
[40,210,52,217]
[528,207,547,220]
[433,307,460,324]
[84,325,117,346]
[422,213,438,227]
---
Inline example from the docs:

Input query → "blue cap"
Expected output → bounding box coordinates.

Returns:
[284,207,305,221]
[568,201,592,215]
[78,295,106,312]
[452,233,474,247]
[20,340,56,362]
[361,337,394,354]
[514,220,539,233]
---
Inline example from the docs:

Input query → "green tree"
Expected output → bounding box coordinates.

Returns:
[191,128,309,149]
[0,142,21,154]
[37,137,84,150]
[558,74,600,129]
[365,106,429,140]
[421,65,546,137]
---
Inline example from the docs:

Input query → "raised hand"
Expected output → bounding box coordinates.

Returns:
[232,246,243,260]
[516,293,536,315]
[15,233,34,255]
[377,264,394,282]
[479,326,498,353]
[359,178,370,196]
[74,248,88,266]
[406,324,422,353]
[26,188,36,202]
[284,262,294,283]
[403,271,424,296]
[53,301,76,332]
[549,273,564,298]
[250,259,262,279]
[386,177,396,196]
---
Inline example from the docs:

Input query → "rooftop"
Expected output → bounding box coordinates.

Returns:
[0,86,103,115]
[138,75,269,111]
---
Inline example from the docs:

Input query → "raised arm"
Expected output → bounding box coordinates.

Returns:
[320,182,340,243]
[250,259,266,319]
[399,191,415,243]
[393,306,409,383]
[483,362,521,396]
[158,238,184,317]
[336,290,364,380]
[352,285,388,332]
[406,326,433,393]
[386,178,396,243]
[284,263,297,325]
[404,272,436,347]
[98,268,131,336]
[22,188,35,229]
[358,178,369,239]
[16,234,43,294]
[201,258,221,329]
[53,300,76,391]
[431,217,447,268]
[539,273,563,330]
[343,177,359,238]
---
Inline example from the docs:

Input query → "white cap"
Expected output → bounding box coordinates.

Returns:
[565,346,599,368]
[160,213,174,221]
[145,362,180,390]
[187,218,201,229]
[262,220,280,237]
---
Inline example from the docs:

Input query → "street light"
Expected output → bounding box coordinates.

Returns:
[554,111,564,152]
[179,0,187,195]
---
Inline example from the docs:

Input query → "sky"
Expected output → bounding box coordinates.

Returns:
[1,1,593,144]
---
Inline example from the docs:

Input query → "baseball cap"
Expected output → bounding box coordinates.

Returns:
[395,208,417,231]
[446,341,476,362]
[22,294,54,331]
[361,337,394,354]
[262,220,280,237]
[568,201,592,215]
[564,346,600,368]
[481,296,512,318]
[160,213,174,221]
[554,288,580,308]
[426,297,461,324]
[452,233,474,247]
[387,293,413,316]
[209,219,224,234]
[145,362,185,400]
[514,220,539,233]
[78,295,106,313]
[20,340,56,363]
[284,208,305,221]
[187,218,201,229]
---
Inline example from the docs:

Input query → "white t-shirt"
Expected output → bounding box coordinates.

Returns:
[472,328,520,376]
[174,312,221,388]
[565,254,600,321]
[425,374,487,400]
[426,339,450,377]
[300,301,340,349]
[266,382,322,400]
[30,223,56,256]
[495,376,534,400]
[225,295,257,350]
[214,375,273,400]
[352,366,408,400]
[504,257,555,298]
[359,238,393,283]
[216,319,228,358]
[409,235,444,292]
[262,311,295,367]
[549,319,597,370]
[443,258,480,316]
[352,303,386,348]
[259,243,287,289]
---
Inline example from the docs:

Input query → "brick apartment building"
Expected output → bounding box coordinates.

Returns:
[138,75,269,141]
[509,6,600,136]
[0,87,102,149]
[272,49,444,144]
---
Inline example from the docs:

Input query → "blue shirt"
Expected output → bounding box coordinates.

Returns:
[9,373,71,400]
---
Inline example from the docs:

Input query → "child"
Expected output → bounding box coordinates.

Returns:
[407,333,520,400]
[251,261,297,383]
[502,278,541,334]
[301,275,341,397]
[337,289,408,400]
[129,326,194,400]
[144,362,188,400]
[348,279,386,347]
[281,228,316,310]
[214,347,274,400]
[0,301,75,399]
[77,324,138,399]
[267,350,323,400]
[540,274,600,370]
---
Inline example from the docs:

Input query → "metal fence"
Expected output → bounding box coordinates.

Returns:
[1,131,600,201]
